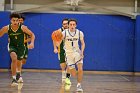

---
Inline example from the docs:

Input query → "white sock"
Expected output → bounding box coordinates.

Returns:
[12,76,16,79]
[17,71,21,73]
[77,83,81,87]
[62,71,66,79]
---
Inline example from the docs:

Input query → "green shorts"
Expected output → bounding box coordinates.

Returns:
[8,45,25,60]
[23,46,28,59]
[59,51,66,64]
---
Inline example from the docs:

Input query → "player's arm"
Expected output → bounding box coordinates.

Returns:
[0,26,8,37]
[53,40,58,53]
[80,31,85,58]
[52,29,62,53]
[22,25,35,49]
[23,26,31,43]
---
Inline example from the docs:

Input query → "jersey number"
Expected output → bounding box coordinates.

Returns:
[72,41,73,46]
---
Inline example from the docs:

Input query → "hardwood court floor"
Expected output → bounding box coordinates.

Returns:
[0,71,140,93]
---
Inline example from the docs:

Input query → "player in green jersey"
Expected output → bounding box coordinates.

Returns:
[0,13,35,86]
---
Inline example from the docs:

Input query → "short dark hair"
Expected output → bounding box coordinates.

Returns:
[68,18,77,25]
[10,12,20,19]
[19,14,25,20]
[62,18,69,24]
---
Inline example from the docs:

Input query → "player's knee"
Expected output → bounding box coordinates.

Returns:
[60,63,66,70]
[77,63,83,71]
[68,65,75,69]
[61,68,65,71]
[78,66,83,72]
[11,56,17,62]
[68,66,76,77]
[78,69,83,73]
[10,52,17,61]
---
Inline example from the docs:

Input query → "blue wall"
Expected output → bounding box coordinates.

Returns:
[135,15,140,72]
[0,12,138,72]
[0,12,11,68]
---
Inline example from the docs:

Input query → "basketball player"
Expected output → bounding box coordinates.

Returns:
[54,18,85,92]
[0,13,35,86]
[19,14,31,65]
[16,14,31,83]
[53,18,71,84]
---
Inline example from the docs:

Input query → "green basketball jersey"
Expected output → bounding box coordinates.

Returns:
[58,28,65,53]
[8,24,24,46]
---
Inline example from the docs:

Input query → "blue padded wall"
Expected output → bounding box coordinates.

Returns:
[0,12,11,68]
[134,15,140,72]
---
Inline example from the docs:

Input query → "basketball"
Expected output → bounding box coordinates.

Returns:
[51,30,63,41]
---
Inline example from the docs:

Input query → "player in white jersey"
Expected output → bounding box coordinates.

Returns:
[53,18,71,84]
[55,18,85,92]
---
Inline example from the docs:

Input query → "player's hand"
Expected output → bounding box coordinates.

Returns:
[81,53,84,59]
[28,43,34,49]
[80,51,84,59]
[54,48,58,54]
[77,50,84,59]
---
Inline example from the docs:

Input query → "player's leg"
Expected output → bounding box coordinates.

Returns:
[65,65,71,82]
[60,63,66,82]
[59,52,67,82]
[17,59,23,83]
[9,46,18,86]
[64,52,71,82]
[75,52,83,92]
[22,46,28,65]
[16,46,25,83]
[65,53,76,85]
[20,46,28,77]
[76,63,83,92]
[77,63,83,84]
[68,67,77,77]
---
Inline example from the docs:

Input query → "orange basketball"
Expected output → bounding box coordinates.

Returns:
[51,30,63,41]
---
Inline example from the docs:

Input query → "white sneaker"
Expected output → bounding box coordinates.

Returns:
[18,77,23,83]
[65,78,71,85]
[18,83,23,90]
[11,79,18,86]
[65,84,71,91]
[76,84,83,92]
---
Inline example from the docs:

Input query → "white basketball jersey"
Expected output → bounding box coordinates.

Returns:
[64,29,80,53]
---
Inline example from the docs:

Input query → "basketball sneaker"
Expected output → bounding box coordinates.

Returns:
[11,78,18,86]
[18,77,23,83]
[76,84,83,92]
[65,84,71,91]
[65,78,71,85]
[18,83,23,90]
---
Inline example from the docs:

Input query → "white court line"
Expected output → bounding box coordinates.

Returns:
[120,75,130,81]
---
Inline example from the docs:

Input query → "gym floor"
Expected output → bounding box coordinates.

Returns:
[0,71,140,93]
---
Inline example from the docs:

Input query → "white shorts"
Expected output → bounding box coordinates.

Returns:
[65,51,83,69]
